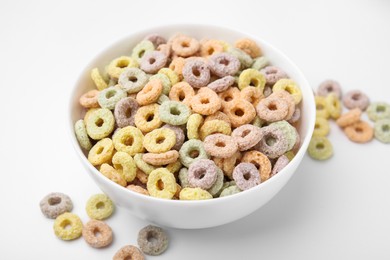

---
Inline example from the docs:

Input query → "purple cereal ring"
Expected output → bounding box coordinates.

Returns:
[256,97,289,122]
[232,163,260,190]
[140,51,168,74]
[271,155,289,177]
[317,80,342,99]
[162,124,185,151]
[343,90,370,111]
[203,133,238,158]
[231,124,263,151]
[256,126,289,159]
[288,107,301,124]
[208,53,241,77]
[114,97,139,128]
[188,159,218,189]
[260,66,288,86]
[144,34,167,48]
[182,59,211,88]
[207,76,235,93]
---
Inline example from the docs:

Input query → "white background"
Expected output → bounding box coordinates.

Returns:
[1,0,390,259]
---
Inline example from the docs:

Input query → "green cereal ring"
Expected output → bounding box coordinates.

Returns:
[308,136,333,160]
[158,68,180,85]
[157,94,170,104]
[112,152,137,182]
[134,153,156,174]
[228,47,253,69]
[179,139,209,167]
[131,40,155,63]
[113,126,144,156]
[118,68,148,94]
[159,101,191,126]
[150,73,172,95]
[313,117,330,137]
[219,185,241,197]
[86,194,115,220]
[97,86,126,110]
[367,102,390,122]
[187,113,204,139]
[143,128,176,153]
[107,56,138,79]
[207,168,224,197]
[88,138,114,166]
[179,187,213,200]
[178,167,190,188]
[273,79,302,105]
[238,68,266,91]
[268,120,298,151]
[325,93,342,119]
[315,96,330,119]
[85,108,115,140]
[166,160,182,174]
[91,68,108,90]
[374,119,390,143]
[74,119,92,151]
[53,212,83,241]
[251,56,269,70]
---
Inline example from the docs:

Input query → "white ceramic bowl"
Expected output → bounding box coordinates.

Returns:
[69,24,315,229]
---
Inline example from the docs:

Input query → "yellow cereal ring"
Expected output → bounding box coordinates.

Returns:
[113,126,144,156]
[187,113,204,140]
[158,68,179,85]
[53,213,83,241]
[99,163,127,186]
[238,68,266,92]
[179,187,213,200]
[88,138,114,166]
[315,96,330,119]
[143,128,176,153]
[91,68,108,90]
[85,194,115,220]
[134,153,156,174]
[325,93,342,119]
[84,108,97,122]
[218,40,231,51]
[112,152,137,182]
[313,117,330,137]
[273,79,302,105]
[85,108,115,140]
[134,103,163,133]
[166,160,182,174]
[107,56,138,79]
[199,120,232,140]
[147,168,177,199]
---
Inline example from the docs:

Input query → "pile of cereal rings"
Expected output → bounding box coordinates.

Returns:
[309,80,390,160]
[74,33,304,200]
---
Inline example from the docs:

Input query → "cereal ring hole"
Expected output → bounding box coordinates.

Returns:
[215,141,226,147]
[285,86,294,95]
[315,123,320,129]
[95,118,104,127]
[351,93,361,100]
[201,98,210,104]
[189,149,200,158]
[194,168,206,179]
[243,172,251,180]
[234,109,244,117]
[105,90,116,99]
[192,67,201,77]
[250,79,259,87]
[382,125,389,132]
[129,76,138,83]
[124,136,134,146]
[219,59,229,66]
[170,107,181,116]
[93,228,102,238]
[117,60,129,68]
[96,146,104,154]
[149,57,156,64]
[157,180,165,190]
[316,104,324,110]
[316,143,324,150]
[138,50,145,59]
[96,201,105,209]
[48,197,61,206]
[224,95,233,102]
[208,48,215,55]
[146,231,158,243]
[326,86,334,92]
[250,160,260,170]
[60,219,72,230]
[241,129,251,137]
[268,102,278,111]
[125,108,132,118]
[181,42,189,48]
[355,127,363,133]
[265,136,276,146]
[156,136,166,144]
[146,113,154,122]
[376,105,386,113]
[178,91,185,101]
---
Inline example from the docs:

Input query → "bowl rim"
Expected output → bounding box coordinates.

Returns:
[68,23,316,206]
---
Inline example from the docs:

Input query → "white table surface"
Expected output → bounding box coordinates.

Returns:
[1,0,390,259]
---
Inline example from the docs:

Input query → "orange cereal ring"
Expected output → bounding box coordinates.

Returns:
[256,96,289,122]
[223,99,256,127]
[204,111,231,126]
[336,108,362,128]
[203,134,238,158]
[136,79,163,106]
[171,35,200,57]
[136,169,148,184]
[268,90,296,120]
[157,43,171,57]
[213,151,242,179]
[134,104,163,133]
[169,57,186,80]
[242,150,271,182]
[191,87,221,115]
[344,120,374,143]
[169,82,195,107]
[99,163,126,187]
[219,87,241,109]
[200,39,224,58]
[127,184,149,196]
[142,150,179,166]
[235,38,262,58]
[79,90,100,108]
[240,86,264,107]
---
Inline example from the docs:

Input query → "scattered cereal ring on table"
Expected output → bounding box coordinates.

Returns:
[343,90,370,111]
[53,212,83,241]
[336,108,362,128]
[344,120,374,143]
[107,56,138,79]
[315,96,330,119]
[74,119,92,151]
[308,136,333,160]
[40,192,73,219]
[113,245,145,260]
[233,163,260,191]
[118,68,148,94]
[317,80,342,99]
[313,117,330,137]
[86,194,115,220]
[366,102,390,122]
[179,187,213,200]
[82,219,113,248]
[147,168,177,199]
[325,93,342,119]
[374,119,390,143]
[88,138,114,166]
[85,108,115,140]
[137,225,169,256]
[159,101,191,126]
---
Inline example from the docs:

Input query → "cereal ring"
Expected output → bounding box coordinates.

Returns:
[157,94,169,104]
[187,113,204,139]
[91,68,108,90]
[223,99,256,127]
[188,159,218,189]
[260,66,289,86]
[86,194,115,220]
[134,103,163,133]
[240,86,264,107]
[232,124,263,151]
[315,96,330,119]
[308,136,333,160]
[191,87,221,115]
[325,93,342,119]
[219,185,241,197]
[271,155,289,177]
[206,168,224,196]
[200,39,224,57]
[137,225,168,256]
[213,151,241,179]
[268,90,296,120]
[136,79,163,106]
[144,34,166,48]
[85,108,115,140]
[135,169,148,184]
[74,119,92,151]
[118,68,148,94]
[251,56,269,70]
[169,82,195,106]
[235,38,262,58]
[112,152,137,182]
[182,59,210,88]
[159,101,191,125]
[273,79,302,104]
[204,111,231,126]
[114,97,139,128]
[256,96,289,122]
[53,213,83,241]
[179,187,213,200]
[374,119,390,143]
[113,245,144,260]
[199,119,232,140]
[344,121,374,143]
[156,43,171,57]
[203,134,238,158]
[268,120,298,151]
[171,35,200,57]
[263,85,272,97]
[256,126,289,159]
[219,87,241,109]
[238,68,266,91]
[82,219,113,248]
[166,160,182,174]
[313,117,330,137]
[178,168,190,188]
[134,153,156,174]
[147,168,177,199]
[127,184,149,196]
[88,138,114,166]
[207,76,235,93]
[284,151,295,161]
[209,53,241,77]
[179,139,209,167]
[107,56,138,79]
[252,116,265,127]
[233,163,260,190]
[150,73,171,95]
[113,126,144,156]
[366,102,390,122]
[158,68,179,85]
[288,107,301,124]
[342,90,370,111]
[131,40,155,63]
[98,86,126,110]
[242,151,272,182]
[317,80,342,99]
[40,192,73,219]
[143,150,179,166]
[79,89,100,108]
[99,163,127,187]
[140,51,168,74]
[169,57,186,80]
[162,124,185,150]
[227,47,253,69]
[336,108,362,128]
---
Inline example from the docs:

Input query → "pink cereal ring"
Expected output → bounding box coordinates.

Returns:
[79,90,100,108]
[144,34,167,48]
[182,59,211,88]
[271,155,289,177]
[208,53,241,77]
[317,80,342,99]
[256,97,289,122]
[188,159,218,189]
[140,51,168,74]
[233,163,260,190]
[260,66,288,86]
[231,124,263,151]
[114,97,139,128]
[256,126,289,159]
[207,76,235,93]
[203,133,238,158]
[343,90,370,111]
[268,90,296,120]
